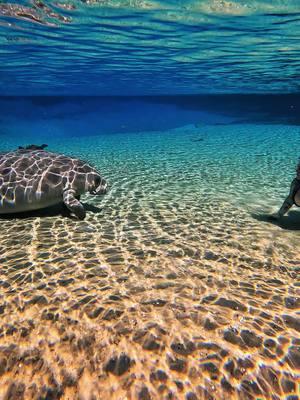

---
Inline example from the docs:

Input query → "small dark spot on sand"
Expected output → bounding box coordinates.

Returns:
[167,355,187,372]
[138,386,151,400]
[104,353,132,376]
[150,369,168,382]
[171,340,195,356]
[190,137,204,143]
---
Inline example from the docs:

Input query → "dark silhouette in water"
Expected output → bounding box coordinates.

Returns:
[0,202,103,220]
[252,211,300,231]
[18,143,48,150]
[272,161,300,219]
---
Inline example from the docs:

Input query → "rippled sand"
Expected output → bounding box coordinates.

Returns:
[0,124,299,399]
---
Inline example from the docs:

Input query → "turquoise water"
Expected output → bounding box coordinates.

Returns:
[0,1,300,399]
[0,96,299,399]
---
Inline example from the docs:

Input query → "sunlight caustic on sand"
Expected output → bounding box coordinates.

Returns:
[0,123,299,399]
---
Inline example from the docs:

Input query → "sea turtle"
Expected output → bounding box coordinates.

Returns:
[0,145,107,220]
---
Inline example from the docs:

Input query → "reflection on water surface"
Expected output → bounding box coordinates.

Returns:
[1,1,300,94]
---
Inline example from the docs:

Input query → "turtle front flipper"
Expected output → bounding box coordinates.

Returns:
[63,189,86,220]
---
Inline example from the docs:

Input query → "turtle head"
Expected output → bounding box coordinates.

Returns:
[88,172,107,195]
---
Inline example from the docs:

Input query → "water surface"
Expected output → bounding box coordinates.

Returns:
[0,1,300,95]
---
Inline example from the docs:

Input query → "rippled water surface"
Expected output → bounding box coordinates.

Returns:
[1,0,300,94]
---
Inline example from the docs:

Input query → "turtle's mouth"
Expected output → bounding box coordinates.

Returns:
[90,182,108,195]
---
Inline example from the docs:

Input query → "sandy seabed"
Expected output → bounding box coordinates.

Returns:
[0,124,299,400]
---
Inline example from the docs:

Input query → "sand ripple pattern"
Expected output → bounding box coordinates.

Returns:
[0,124,299,399]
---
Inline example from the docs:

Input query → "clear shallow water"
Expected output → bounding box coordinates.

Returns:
[1,0,300,95]
[0,97,299,399]
[1,0,300,398]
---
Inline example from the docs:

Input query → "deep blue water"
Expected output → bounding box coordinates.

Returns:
[0,94,300,139]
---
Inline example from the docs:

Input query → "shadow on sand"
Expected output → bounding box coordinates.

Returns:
[0,202,102,220]
[252,210,300,231]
